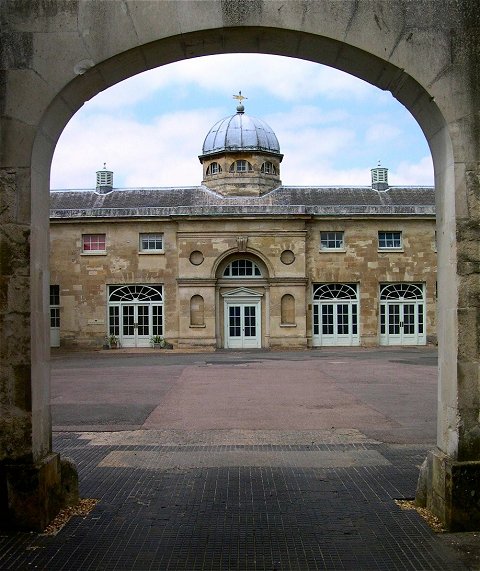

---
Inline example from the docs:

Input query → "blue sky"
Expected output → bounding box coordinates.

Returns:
[51,54,433,189]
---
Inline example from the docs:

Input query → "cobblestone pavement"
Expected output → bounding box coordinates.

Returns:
[0,349,477,570]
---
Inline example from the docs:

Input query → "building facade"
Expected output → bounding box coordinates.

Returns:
[50,104,436,350]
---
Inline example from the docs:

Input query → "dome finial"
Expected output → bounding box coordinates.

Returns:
[233,90,247,113]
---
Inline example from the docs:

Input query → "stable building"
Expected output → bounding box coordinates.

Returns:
[49,102,436,350]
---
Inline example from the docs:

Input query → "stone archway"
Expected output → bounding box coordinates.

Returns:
[1,1,479,530]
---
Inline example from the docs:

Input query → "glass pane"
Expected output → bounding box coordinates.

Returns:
[109,285,162,302]
[352,304,358,335]
[418,304,424,334]
[152,305,163,336]
[140,233,163,251]
[244,306,256,337]
[50,285,60,306]
[379,232,401,249]
[313,283,357,300]
[337,304,349,334]
[109,306,120,336]
[229,306,241,337]
[83,234,105,252]
[137,305,149,336]
[322,305,334,335]
[403,304,415,334]
[388,304,400,335]
[50,307,60,328]
[380,305,385,335]
[313,305,319,335]
[320,232,344,249]
[122,305,135,336]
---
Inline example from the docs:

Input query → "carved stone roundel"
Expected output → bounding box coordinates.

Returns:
[280,250,295,265]
[189,250,204,265]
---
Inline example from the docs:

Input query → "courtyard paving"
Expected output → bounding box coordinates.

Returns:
[1,347,479,570]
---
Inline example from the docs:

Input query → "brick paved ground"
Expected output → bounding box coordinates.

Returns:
[0,348,476,570]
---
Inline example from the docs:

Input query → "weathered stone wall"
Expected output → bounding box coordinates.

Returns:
[307,218,437,346]
[202,152,282,196]
[50,215,436,349]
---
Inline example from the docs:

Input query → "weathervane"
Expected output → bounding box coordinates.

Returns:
[233,91,247,105]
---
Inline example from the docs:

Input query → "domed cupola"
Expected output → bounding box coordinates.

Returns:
[199,93,283,196]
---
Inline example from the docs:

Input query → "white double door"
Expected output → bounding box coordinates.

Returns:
[119,303,162,347]
[312,301,359,346]
[380,301,425,345]
[224,301,261,349]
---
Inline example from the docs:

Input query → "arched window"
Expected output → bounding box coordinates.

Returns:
[229,160,253,173]
[223,259,262,278]
[312,284,359,347]
[380,283,424,300]
[261,161,276,175]
[313,283,357,300]
[206,162,222,175]
[108,284,163,302]
[190,295,205,326]
[281,294,295,325]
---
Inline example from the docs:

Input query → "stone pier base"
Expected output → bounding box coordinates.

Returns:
[0,453,79,532]
[416,448,480,531]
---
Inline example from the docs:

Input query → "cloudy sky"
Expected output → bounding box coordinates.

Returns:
[50,53,433,190]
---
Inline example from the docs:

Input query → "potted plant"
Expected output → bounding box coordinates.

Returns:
[108,334,119,349]
[151,335,165,349]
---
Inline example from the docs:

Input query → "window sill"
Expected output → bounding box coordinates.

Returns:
[139,251,165,255]
[280,323,297,328]
[189,324,206,328]
[319,249,346,253]
[81,252,107,256]
[378,249,404,253]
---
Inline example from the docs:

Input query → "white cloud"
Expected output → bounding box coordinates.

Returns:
[389,156,434,186]
[51,109,220,188]
[364,123,402,145]
[85,54,379,111]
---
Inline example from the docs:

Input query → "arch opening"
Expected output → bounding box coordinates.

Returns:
[4,14,468,533]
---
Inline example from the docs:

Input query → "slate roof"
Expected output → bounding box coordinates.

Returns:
[50,185,436,219]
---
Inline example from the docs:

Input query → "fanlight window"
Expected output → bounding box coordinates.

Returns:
[223,259,262,278]
[229,160,253,173]
[108,284,163,302]
[380,283,423,300]
[206,162,222,175]
[313,283,358,300]
[261,161,276,175]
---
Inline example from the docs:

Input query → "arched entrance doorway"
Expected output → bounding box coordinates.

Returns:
[108,285,164,348]
[2,3,478,531]
[216,256,269,349]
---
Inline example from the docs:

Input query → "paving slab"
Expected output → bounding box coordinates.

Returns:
[1,348,478,570]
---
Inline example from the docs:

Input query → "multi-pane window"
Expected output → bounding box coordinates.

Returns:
[261,161,276,175]
[320,231,344,250]
[378,231,402,250]
[50,285,60,328]
[139,233,164,252]
[229,160,253,173]
[82,233,106,253]
[207,162,222,175]
[223,259,262,278]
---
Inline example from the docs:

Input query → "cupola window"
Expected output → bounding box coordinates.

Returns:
[261,161,276,175]
[206,162,222,175]
[229,160,253,173]
[223,259,262,278]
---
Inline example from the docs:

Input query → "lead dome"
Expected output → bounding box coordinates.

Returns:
[201,105,281,156]
[199,102,283,197]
